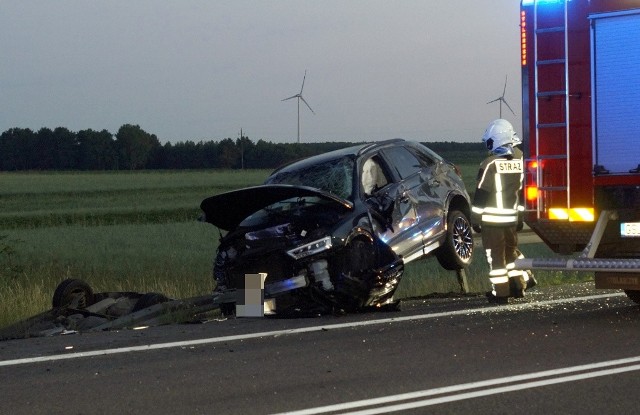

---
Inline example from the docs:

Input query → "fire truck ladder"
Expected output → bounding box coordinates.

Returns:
[532,0,571,220]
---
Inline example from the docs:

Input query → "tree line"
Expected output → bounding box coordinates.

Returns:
[0,124,481,171]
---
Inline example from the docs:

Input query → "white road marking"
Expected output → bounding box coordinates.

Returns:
[274,356,640,414]
[0,292,625,368]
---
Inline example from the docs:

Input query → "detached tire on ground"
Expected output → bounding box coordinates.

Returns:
[435,210,474,270]
[52,278,95,309]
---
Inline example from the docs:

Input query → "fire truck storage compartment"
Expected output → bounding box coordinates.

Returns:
[591,9,640,175]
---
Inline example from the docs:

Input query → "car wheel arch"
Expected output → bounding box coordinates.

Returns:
[344,226,375,247]
[443,192,472,222]
[435,205,474,270]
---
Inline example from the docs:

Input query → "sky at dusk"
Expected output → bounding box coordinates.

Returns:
[1,1,524,144]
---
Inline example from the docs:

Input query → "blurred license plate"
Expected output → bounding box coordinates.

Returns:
[621,222,640,237]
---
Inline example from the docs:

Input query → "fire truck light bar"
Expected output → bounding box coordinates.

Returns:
[548,208,595,221]
[521,0,567,5]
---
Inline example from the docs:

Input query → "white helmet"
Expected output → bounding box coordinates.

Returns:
[482,119,521,155]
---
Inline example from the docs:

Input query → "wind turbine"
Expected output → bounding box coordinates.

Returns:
[282,70,315,143]
[487,75,516,118]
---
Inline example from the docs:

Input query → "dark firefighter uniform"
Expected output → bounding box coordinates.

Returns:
[472,146,531,301]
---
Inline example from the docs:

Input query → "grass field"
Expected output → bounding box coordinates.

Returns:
[0,167,589,329]
[0,169,270,327]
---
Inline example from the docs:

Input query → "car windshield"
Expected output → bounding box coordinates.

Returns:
[266,156,355,201]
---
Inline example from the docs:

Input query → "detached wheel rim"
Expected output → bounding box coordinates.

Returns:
[452,215,473,262]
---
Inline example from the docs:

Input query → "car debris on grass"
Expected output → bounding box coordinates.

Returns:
[0,278,232,340]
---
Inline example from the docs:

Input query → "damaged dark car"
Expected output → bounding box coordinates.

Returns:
[200,139,474,315]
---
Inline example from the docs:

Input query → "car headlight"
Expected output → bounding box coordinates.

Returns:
[286,236,333,260]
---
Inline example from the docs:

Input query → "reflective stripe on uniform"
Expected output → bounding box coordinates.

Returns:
[483,206,519,215]
[489,268,507,277]
[481,214,518,223]
[490,276,509,284]
[484,248,492,268]
[495,173,503,210]
[508,269,530,281]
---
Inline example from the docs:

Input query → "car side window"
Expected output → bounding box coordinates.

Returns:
[381,147,422,179]
[361,156,389,196]
[412,147,437,167]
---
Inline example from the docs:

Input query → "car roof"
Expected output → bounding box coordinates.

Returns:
[270,139,408,176]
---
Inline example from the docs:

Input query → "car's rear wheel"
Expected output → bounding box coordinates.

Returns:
[435,210,474,270]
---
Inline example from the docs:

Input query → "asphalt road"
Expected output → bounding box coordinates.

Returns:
[1,282,638,415]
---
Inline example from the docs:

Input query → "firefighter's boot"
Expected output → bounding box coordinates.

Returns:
[525,270,537,290]
[486,282,510,304]
[509,275,526,298]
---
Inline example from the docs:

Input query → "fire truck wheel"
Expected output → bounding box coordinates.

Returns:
[624,290,640,305]
[52,278,95,310]
[435,210,474,270]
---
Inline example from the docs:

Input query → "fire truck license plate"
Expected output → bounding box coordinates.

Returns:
[621,222,640,237]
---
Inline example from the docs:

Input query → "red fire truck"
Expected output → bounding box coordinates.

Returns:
[515,0,640,303]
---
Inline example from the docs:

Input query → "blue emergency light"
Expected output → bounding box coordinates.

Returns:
[521,0,567,5]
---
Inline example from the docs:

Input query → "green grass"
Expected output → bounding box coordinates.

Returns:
[0,170,270,327]
[0,170,270,194]
[0,170,270,230]
[0,167,589,329]
[457,163,480,198]
[0,222,220,327]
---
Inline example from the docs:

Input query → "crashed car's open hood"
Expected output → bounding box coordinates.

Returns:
[200,184,354,231]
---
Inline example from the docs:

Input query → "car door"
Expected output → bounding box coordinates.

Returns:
[409,145,449,251]
[374,147,426,263]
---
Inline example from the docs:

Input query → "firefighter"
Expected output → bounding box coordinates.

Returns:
[471,119,536,304]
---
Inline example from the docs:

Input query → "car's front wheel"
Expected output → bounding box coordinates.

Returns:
[435,210,474,270]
